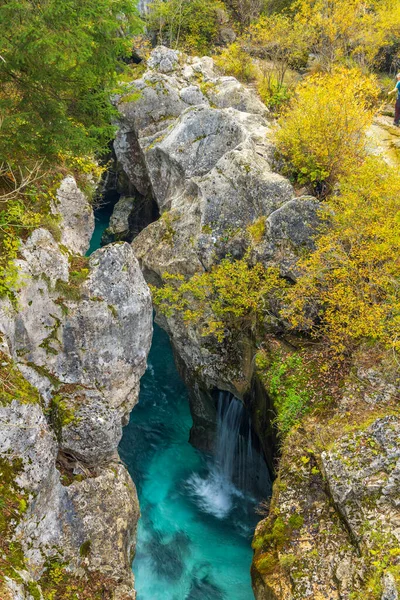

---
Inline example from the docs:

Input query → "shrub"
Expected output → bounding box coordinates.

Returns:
[151,258,287,342]
[274,68,379,192]
[286,158,400,357]
[214,43,258,82]
[259,352,313,436]
[257,75,292,111]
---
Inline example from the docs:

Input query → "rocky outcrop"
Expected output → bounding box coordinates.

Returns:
[102,196,136,244]
[0,177,152,599]
[111,47,400,600]
[252,343,400,600]
[113,46,320,449]
[52,175,95,254]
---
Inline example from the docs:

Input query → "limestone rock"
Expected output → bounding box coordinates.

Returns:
[0,223,152,599]
[102,196,135,244]
[0,401,138,597]
[322,416,400,548]
[382,572,399,600]
[119,48,318,405]
[52,176,95,255]
[147,45,179,73]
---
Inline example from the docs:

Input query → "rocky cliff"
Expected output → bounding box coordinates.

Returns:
[0,176,153,599]
[112,46,400,599]
[114,45,320,451]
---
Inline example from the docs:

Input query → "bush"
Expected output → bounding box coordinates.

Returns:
[214,43,258,82]
[259,352,313,436]
[151,258,287,342]
[274,68,379,192]
[257,75,292,111]
[286,158,400,357]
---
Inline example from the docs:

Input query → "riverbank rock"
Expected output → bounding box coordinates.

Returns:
[52,175,95,254]
[114,46,320,448]
[0,179,152,599]
[102,196,136,244]
[252,343,400,600]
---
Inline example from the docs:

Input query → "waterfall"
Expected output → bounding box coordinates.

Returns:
[187,392,271,519]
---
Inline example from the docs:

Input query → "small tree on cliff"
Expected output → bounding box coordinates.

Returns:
[274,68,379,193]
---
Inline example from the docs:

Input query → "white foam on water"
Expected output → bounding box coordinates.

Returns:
[186,470,242,519]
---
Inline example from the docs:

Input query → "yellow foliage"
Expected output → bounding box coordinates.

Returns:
[151,258,287,342]
[214,43,258,83]
[274,68,379,191]
[285,157,400,356]
[293,0,372,67]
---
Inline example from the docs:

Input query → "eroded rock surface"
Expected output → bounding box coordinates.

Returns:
[0,178,152,599]
[52,175,95,254]
[113,47,320,444]
[252,345,400,600]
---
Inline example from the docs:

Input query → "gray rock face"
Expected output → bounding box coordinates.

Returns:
[102,196,135,244]
[115,47,319,413]
[382,572,399,600]
[52,175,95,254]
[0,184,152,598]
[322,416,400,548]
[0,401,139,598]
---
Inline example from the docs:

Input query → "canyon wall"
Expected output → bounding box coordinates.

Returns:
[0,177,153,599]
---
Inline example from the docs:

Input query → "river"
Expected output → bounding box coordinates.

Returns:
[89,208,269,600]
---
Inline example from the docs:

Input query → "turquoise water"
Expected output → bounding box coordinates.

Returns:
[87,204,113,255]
[89,209,260,599]
[119,324,259,600]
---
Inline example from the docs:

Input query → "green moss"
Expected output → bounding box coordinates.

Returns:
[255,552,277,575]
[39,314,61,356]
[0,457,29,585]
[37,556,118,600]
[47,390,78,441]
[256,349,316,437]
[79,540,91,558]
[161,212,177,245]
[279,553,298,571]
[108,304,118,318]
[26,582,41,600]
[26,362,61,388]
[147,133,167,151]
[248,217,266,243]
[288,513,304,530]
[120,90,143,103]
[0,352,41,406]
[55,255,90,303]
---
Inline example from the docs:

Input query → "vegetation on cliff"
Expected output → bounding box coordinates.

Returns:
[151,0,400,369]
[0,0,142,299]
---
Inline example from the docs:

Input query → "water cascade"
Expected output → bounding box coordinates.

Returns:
[187,392,271,519]
[89,203,272,598]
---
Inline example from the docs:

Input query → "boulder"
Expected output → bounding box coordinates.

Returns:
[102,196,135,244]
[52,176,95,255]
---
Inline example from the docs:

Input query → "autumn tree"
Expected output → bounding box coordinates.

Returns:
[286,158,400,357]
[274,68,379,192]
[247,14,307,108]
[146,0,226,53]
[151,259,287,342]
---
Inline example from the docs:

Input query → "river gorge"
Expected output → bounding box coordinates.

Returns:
[1,44,399,600]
